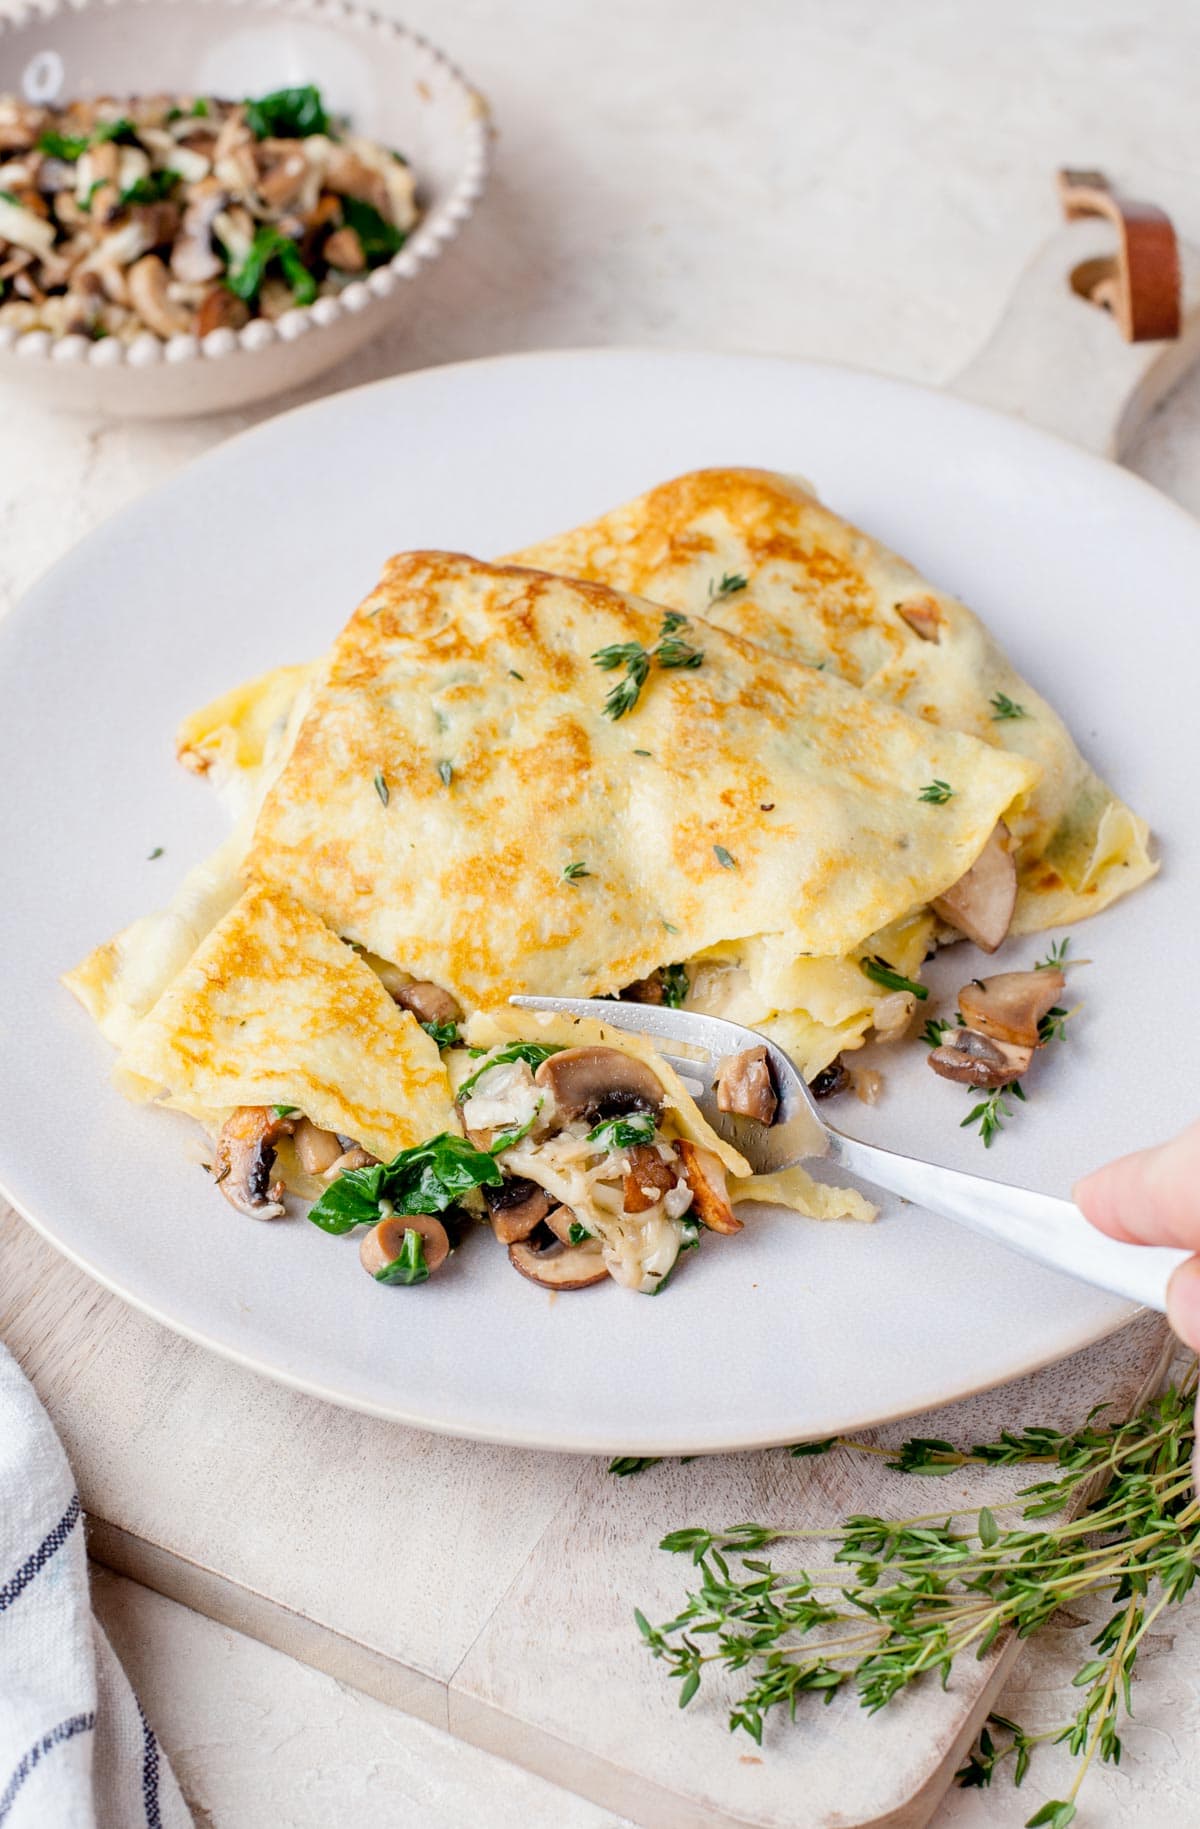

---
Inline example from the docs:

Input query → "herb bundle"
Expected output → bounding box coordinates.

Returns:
[634,1363,1200,1826]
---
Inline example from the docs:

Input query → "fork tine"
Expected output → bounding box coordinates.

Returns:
[507,994,830,1173]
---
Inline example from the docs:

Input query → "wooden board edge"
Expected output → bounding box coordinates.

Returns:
[84,1513,451,1733]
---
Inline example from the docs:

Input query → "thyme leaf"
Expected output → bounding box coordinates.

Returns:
[918,779,955,804]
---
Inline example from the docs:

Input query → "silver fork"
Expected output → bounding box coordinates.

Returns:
[511,995,1188,1312]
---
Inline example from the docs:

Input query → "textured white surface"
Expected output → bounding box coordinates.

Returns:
[3,0,1200,1823]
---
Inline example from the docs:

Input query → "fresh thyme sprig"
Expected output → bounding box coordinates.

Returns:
[921,1016,951,1047]
[636,1363,1200,1826]
[562,860,591,885]
[990,692,1029,721]
[592,611,705,719]
[962,1079,1026,1146]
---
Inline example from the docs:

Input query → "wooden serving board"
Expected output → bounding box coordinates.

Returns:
[0,1203,1174,1829]
[2,193,1198,1829]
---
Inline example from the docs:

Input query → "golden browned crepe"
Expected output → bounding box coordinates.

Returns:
[245,553,1036,1011]
[509,468,1155,933]
[102,882,458,1162]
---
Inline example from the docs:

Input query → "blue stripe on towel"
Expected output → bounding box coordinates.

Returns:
[136,1700,162,1829]
[0,1495,81,1614]
[0,1713,95,1826]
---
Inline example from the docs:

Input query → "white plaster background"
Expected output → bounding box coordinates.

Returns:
[3,0,1199,1822]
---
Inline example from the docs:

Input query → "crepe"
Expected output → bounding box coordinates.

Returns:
[109,882,457,1161]
[509,467,1156,932]
[246,552,1036,1014]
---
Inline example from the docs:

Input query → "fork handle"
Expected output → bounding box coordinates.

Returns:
[825,1130,1189,1313]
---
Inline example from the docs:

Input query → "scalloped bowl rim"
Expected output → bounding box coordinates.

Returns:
[0,0,491,373]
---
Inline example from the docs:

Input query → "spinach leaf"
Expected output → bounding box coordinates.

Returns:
[660,963,689,1009]
[226,225,317,305]
[456,1042,563,1104]
[244,83,329,140]
[38,130,89,160]
[307,1132,502,1235]
[119,170,180,208]
[489,1104,542,1154]
[93,117,139,146]
[340,195,406,265]
[421,1019,460,1051]
[373,1228,429,1286]
[587,1110,657,1152]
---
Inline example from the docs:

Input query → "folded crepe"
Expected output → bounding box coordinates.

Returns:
[70,458,1157,1112]
[245,553,1036,1017]
[509,467,1155,933]
[102,882,458,1161]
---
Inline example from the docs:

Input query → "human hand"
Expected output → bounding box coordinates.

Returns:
[1075,1119,1200,1350]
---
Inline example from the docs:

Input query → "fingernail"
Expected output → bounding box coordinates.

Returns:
[1167,1258,1200,1352]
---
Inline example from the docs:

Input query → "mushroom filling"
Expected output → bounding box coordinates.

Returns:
[0,84,419,345]
[715,1044,778,1124]
[458,1043,721,1294]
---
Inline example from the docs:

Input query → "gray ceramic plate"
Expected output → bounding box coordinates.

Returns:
[0,350,1194,1452]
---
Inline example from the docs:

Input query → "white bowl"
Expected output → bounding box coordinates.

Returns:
[0,0,490,416]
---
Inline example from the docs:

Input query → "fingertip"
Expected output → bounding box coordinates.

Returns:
[1167,1258,1200,1354]
[1074,1160,1142,1244]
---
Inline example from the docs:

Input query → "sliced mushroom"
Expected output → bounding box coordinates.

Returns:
[0,192,56,261]
[483,1176,553,1244]
[293,1118,345,1176]
[543,1205,582,1245]
[127,253,193,336]
[325,1146,378,1177]
[393,980,462,1027]
[928,1028,1033,1088]
[619,970,665,1005]
[676,1140,742,1234]
[323,225,366,271]
[131,200,183,250]
[0,101,46,154]
[932,823,1017,954]
[195,285,249,336]
[508,1233,610,1290]
[714,1045,778,1124]
[360,1212,450,1280]
[534,1047,665,1125]
[171,177,227,284]
[622,1144,678,1213]
[810,1058,849,1099]
[325,146,390,215]
[895,594,943,642]
[958,968,1066,1050]
[255,140,310,211]
[213,1105,295,1219]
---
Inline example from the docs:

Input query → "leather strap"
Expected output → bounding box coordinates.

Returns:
[1058,167,1181,342]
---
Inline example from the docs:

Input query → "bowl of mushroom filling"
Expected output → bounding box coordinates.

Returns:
[0,0,488,415]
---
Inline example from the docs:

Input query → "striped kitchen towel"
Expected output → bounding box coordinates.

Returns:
[0,1344,190,1828]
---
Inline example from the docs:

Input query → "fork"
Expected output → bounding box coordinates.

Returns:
[511,995,1188,1312]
